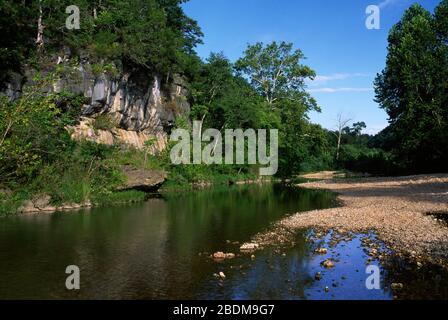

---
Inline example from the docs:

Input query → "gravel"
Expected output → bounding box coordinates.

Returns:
[253,174,448,267]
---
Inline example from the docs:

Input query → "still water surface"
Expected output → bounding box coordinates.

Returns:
[0,184,446,299]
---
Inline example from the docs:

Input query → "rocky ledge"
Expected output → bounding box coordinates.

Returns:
[15,167,166,214]
[17,194,92,214]
[119,166,167,192]
[69,117,168,151]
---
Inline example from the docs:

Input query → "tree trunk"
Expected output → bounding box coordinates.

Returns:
[36,1,44,50]
[336,131,342,161]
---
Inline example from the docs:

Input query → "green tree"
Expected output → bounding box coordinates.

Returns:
[374,2,448,173]
[0,74,75,182]
[235,41,322,177]
[0,0,203,87]
[235,41,317,109]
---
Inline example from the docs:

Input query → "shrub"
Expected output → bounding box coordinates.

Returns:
[93,114,118,132]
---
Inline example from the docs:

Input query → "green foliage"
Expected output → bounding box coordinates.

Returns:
[232,41,323,177]
[187,44,324,178]
[91,63,119,77]
[0,75,74,182]
[93,114,118,132]
[0,76,149,214]
[5,0,447,217]
[374,2,448,173]
[0,1,35,86]
[0,0,203,88]
[235,41,317,109]
[0,190,29,216]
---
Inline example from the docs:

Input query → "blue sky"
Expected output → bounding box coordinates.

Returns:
[183,0,441,134]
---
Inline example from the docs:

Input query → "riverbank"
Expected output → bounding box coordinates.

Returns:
[0,173,268,215]
[253,174,448,268]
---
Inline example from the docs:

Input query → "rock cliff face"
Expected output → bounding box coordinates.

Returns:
[4,57,190,153]
[59,61,190,152]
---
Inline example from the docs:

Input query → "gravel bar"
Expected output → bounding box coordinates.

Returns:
[254,174,448,267]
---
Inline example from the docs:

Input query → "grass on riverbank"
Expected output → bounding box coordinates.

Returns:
[0,139,262,216]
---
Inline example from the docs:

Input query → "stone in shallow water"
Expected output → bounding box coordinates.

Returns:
[240,243,259,252]
[321,259,335,269]
[212,252,235,260]
[315,247,328,255]
[213,252,226,260]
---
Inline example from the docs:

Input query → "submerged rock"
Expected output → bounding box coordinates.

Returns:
[315,247,328,255]
[321,259,335,269]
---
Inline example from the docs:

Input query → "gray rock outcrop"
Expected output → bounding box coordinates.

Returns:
[2,55,190,153]
[120,166,167,192]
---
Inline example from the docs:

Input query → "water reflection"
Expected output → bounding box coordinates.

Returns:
[0,184,335,299]
[1,184,446,299]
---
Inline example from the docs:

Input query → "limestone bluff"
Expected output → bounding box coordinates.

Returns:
[3,53,191,154]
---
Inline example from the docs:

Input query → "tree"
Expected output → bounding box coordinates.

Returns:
[192,53,234,108]
[334,113,352,161]
[235,41,316,109]
[374,2,448,172]
[0,0,203,87]
[0,74,75,182]
[351,122,367,136]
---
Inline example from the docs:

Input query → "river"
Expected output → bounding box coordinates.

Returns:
[0,184,446,299]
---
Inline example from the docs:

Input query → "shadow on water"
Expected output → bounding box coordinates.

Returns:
[0,183,447,299]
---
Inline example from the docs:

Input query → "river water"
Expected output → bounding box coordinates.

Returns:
[0,184,446,299]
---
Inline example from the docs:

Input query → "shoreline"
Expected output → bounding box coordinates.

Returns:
[2,176,275,216]
[253,174,448,268]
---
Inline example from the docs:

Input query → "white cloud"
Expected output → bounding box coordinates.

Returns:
[308,87,373,93]
[309,73,370,86]
[378,0,400,9]
[364,124,389,135]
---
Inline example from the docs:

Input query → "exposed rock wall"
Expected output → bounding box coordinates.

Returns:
[3,57,190,153]
[69,117,168,152]
[61,61,189,152]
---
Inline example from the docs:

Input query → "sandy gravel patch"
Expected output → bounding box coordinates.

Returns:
[299,171,346,180]
[254,174,448,267]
